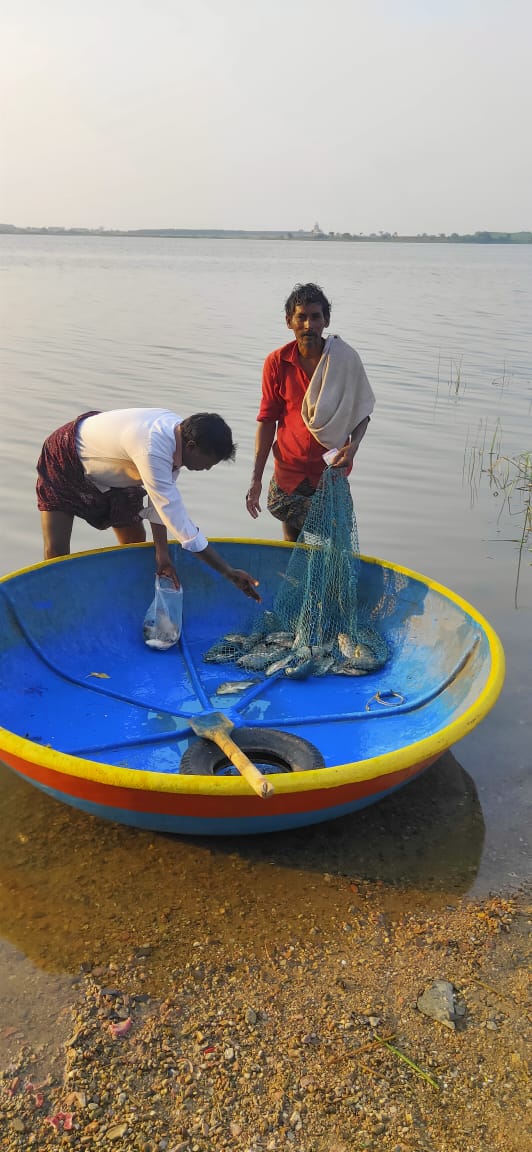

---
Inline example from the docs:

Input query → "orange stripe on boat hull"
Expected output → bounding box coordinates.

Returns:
[2,750,438,819]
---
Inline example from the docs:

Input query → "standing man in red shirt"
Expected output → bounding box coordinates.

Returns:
[245,283,375,541]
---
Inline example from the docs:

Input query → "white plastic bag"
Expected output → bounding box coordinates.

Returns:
[143,576,183,649]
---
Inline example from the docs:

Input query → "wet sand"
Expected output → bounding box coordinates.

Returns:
[0,752,489,977]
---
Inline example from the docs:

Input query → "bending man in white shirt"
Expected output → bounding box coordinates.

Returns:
[36,408,261,602]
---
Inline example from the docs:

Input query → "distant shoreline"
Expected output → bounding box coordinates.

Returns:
[1,225,531,244]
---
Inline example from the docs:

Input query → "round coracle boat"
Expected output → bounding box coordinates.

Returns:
[0,539,504,835]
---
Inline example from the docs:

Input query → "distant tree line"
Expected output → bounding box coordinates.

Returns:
[1,224,531,244]
[316,230,532,244]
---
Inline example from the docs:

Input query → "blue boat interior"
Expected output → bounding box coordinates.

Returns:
[0,542,491,774]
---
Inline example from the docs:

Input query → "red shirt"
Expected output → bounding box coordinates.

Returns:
[257,340,330,493]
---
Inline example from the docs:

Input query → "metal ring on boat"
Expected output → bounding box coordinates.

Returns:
[180,727,326,777]
[365,689,405,711]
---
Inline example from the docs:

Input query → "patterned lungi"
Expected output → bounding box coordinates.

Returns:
[36,411,146,530]
[267,476,317,537]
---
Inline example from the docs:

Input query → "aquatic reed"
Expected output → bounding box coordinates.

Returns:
[465,420,531,607]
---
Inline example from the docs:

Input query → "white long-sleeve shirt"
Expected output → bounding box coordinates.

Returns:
[76,408,208,552]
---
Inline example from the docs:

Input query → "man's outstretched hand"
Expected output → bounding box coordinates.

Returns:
[230,568,261,601]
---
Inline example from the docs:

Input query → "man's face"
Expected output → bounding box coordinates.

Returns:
[287,302,327,351]
[183,444,219,471]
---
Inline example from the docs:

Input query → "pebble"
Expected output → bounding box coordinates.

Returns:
[107,1122,129,1140]
[417,979,463,1029]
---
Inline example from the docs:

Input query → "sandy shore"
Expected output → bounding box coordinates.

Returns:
[1,882,529,1152]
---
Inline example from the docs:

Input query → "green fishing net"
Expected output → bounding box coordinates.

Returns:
[204,468,389,680]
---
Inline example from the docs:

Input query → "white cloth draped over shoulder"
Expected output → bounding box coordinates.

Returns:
[300,335,375,450]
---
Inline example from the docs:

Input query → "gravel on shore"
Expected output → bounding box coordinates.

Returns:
[1,886,529,1152]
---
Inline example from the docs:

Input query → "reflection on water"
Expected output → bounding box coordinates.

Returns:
[0,751,484,987]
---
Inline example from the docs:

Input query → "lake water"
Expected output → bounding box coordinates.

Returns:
[0,237,530,1011]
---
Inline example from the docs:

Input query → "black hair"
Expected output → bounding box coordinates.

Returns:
[180,413,236,462]
[284,282,332,326]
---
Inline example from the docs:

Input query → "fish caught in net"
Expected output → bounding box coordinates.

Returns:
[203,468,389,680]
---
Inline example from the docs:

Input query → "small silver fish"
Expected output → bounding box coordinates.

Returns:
[333,662,367,676]
[223,633,248,646]
[265,653,296,676]
[237,651,272,670]
[215,679,259,695]
[265,631,294,647]
[204,642,232,664]
[285,658,314,680]
[247,642,271,657]
[143,613,177,642]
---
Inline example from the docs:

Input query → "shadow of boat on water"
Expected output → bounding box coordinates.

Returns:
[196,750,486,892]
[0,751,485,979]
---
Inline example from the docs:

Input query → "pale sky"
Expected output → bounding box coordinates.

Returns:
[1,0,530,234]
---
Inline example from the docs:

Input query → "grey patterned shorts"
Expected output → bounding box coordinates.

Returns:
[267,476,317,536]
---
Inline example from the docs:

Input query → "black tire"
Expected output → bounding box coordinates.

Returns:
[180,726,325,777]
